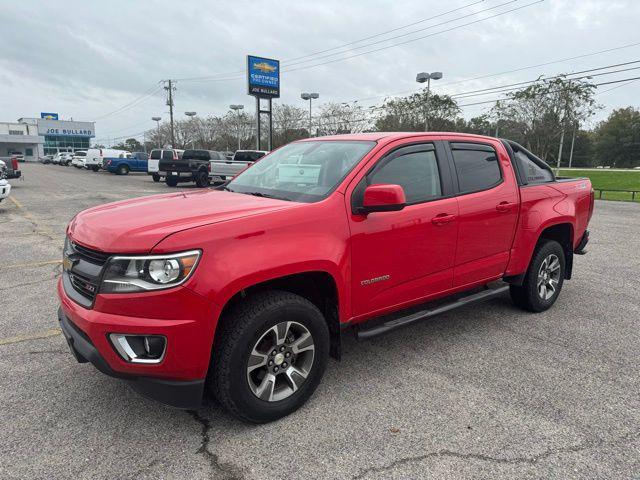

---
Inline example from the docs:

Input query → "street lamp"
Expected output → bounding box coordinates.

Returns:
[185,112,197,148]
[301,92,319,137]
[229,104,244,151]
[416,71,443,132]
[151,116,161,146]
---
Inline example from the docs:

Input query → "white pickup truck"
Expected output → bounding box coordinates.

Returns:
[209,150,268,184]
[0,161,11,203]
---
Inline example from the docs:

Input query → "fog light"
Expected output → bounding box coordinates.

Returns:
[109,334,166,364]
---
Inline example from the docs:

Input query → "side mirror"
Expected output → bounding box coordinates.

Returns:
[359,184,406,214]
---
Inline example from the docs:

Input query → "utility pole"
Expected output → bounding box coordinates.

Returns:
[164,80,176,148]
[568,124,577,168]
[416,72,443,132]
[556,80,572,172]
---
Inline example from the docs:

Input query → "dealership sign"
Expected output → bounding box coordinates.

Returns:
[40,112,59,120]
[247,55,280,98]
[45,127,93,136]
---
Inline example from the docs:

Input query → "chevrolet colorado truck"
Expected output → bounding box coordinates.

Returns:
[57,132,593,423]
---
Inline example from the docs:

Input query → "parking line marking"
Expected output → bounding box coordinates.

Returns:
[0,328,62,346]
[9,197,58,241]
[1,259,62,270]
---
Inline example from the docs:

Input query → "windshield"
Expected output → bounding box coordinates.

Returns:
[226,140,375,202]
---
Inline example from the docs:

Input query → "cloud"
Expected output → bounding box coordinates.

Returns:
[1,0,639,137]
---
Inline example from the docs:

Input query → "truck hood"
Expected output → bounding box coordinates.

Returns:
[68,190,295,253]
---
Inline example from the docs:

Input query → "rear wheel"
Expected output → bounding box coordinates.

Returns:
[165,177,178,187]
[510,239,565,312]
[194,170,210,188]
[91,165,99,172]
[152,173,160,182]
[117,164,129,175]
[211,291,329,423]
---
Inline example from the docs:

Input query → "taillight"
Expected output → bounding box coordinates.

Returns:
[107,160,112,166]
[208,162,211,172]
[11,158,19,170]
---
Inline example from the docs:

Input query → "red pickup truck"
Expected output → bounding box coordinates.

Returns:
[58,132,593,423]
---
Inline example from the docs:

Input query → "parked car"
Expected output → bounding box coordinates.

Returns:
[57,132,593,423]
[103,151,149,175]
[0,156,22,179]
[210,149,268,184]
[9,152,25,163]
[52,152,73,166]
[159,149,224,187]
[0,162,11,202]
[40,155,54,164]
[147,149,184,182]
[84,148,129,171]
[71,151,88,168]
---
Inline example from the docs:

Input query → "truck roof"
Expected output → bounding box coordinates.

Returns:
[298,132,498,144]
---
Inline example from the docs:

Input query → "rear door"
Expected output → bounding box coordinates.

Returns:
[446,140,519,287]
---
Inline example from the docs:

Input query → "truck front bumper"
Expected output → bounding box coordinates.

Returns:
[58,307,205,409]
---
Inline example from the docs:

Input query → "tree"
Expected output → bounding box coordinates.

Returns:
[112,138,143,152]
[273,104,307,147]
[317,102,371,135]
[491,76,599,163]
[593,107,640,168]
[375,91,461,132]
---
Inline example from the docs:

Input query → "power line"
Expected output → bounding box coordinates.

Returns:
[93,83,163,121]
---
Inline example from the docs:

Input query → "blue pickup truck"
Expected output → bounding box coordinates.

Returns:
[103,151,149,175]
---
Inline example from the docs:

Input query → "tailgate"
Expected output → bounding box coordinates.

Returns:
[211,161,248,177]
[159,159,189,172]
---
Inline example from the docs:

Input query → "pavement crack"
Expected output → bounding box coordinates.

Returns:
[351,431,639,479]
[187,410,244,480]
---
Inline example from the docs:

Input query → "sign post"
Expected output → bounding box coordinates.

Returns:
[247,55,280,151]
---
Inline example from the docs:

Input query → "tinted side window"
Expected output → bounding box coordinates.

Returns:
[515,150,554,184]
[150,150,161,159]
[451,143,501,193]
[369,149,441,204]
[162,150,173,160]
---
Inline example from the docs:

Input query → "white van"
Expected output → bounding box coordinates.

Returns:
[84,148,129,171]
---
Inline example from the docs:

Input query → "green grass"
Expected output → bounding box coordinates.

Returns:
[557,169,640,202]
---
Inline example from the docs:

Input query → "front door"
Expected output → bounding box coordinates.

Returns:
[349,142,459,317]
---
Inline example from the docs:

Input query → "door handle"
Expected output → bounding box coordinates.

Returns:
[496,201,516,213]
[431,213,456,225]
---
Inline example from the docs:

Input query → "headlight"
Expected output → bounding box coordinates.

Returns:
[101,250,201,293]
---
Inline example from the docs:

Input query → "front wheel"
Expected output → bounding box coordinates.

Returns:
[210,291,329,423]
[165,177,178,187]
[510,239,565,312]
[117,164,129,175]
[152,173,160,182]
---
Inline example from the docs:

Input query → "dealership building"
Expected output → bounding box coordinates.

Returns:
[0,114,95,161]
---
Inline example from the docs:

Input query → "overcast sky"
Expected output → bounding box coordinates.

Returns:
[1,0,639,143]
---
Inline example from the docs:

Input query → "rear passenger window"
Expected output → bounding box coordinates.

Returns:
[515,150,554,184]
[369,149,441,204]
[162,151,173,160]
[451,143,501,193]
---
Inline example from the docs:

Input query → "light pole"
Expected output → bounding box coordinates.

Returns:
[151,116,161,147]
[416,72,443,132]
[185,111,197,149]
[301,92,319,137]
[229,105,244,151]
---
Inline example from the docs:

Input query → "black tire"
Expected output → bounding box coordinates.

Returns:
[165,177,178,187]
[117,164,129,175]
[91,166,99,172]
[210,291,330,423]
[510,239,565,312]
[194,170,210,188]
[152,173,160,182]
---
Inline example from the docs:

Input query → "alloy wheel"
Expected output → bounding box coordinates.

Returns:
[537,253,561,300]
[246,321,315,402]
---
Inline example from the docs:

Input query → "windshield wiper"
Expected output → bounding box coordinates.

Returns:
[243,191,292,201]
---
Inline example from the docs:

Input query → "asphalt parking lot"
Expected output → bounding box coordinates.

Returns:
[1,162,638,479]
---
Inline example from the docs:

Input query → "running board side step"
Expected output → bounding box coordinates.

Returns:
[356,284,510,339]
